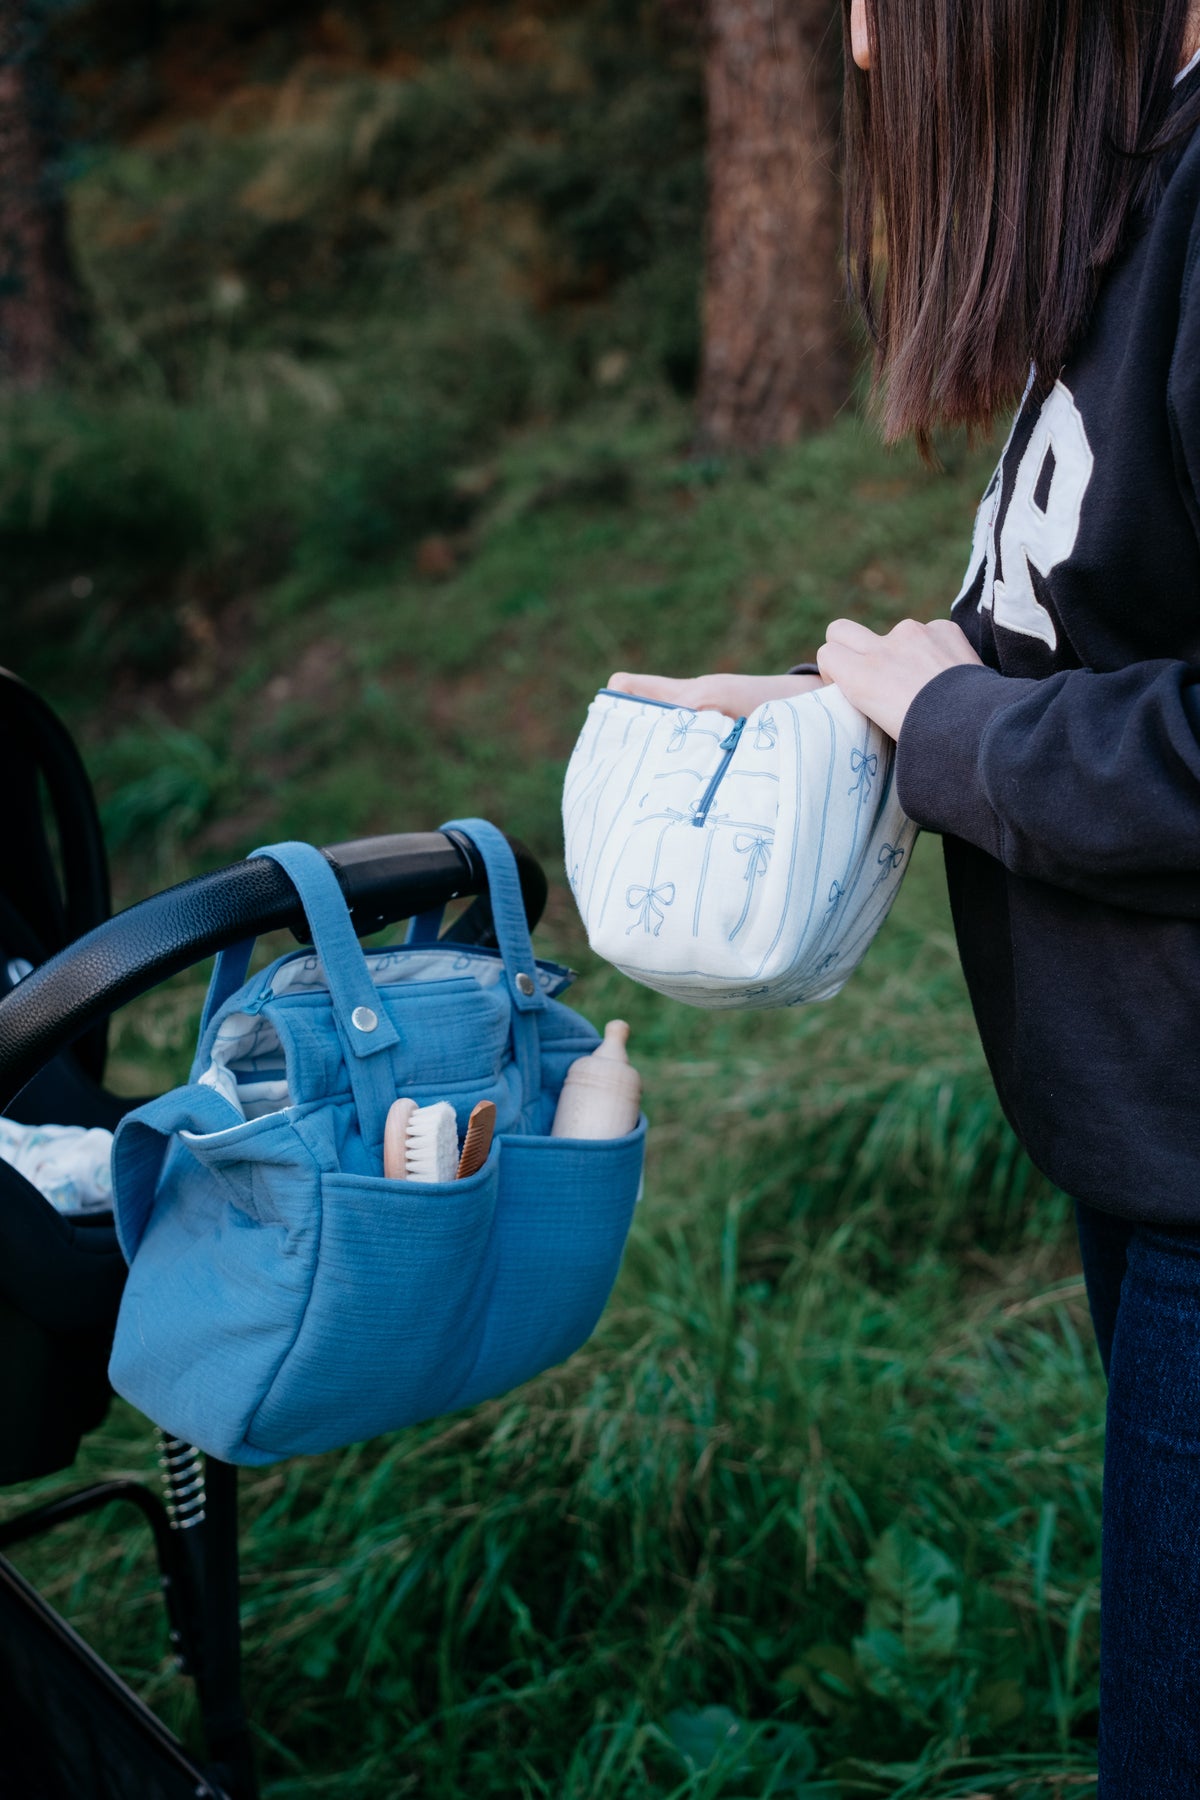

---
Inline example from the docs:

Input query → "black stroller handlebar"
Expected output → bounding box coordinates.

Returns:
[0,828,548,1114]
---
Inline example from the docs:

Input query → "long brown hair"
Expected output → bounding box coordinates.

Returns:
[843,0,1200,448]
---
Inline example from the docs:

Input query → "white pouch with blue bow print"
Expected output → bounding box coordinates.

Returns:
[562,685,917,1010]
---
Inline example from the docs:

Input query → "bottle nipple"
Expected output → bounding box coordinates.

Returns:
[593,1020,631,1061]
[550,1019,641,1140]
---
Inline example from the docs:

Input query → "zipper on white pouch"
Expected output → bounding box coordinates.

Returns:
[692,717,746,827]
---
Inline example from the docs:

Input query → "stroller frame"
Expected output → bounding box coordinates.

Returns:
[0,666,547,1798]
[0,1456,251,1798]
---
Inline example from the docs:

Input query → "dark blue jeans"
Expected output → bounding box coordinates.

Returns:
[1075,1202,1200,1795]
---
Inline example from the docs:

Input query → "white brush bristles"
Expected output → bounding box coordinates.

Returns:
[403,1100,460,1183]
[383,1097,418,1180]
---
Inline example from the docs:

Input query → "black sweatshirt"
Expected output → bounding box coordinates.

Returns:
[895,66,1200,1222]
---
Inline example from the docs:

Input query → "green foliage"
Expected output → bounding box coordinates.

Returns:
[296,404,465,575]
[2,0,707,690]
[97,718,240,852]
[854,1527,963,1721]
[353,65,510,202]
[662,1706,833,1796]
[489,49,704,287]
[0,385,289,680]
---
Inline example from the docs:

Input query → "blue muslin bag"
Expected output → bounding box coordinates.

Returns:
[107,820,646,1465]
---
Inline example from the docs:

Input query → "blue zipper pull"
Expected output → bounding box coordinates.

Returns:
[693,715,748,826]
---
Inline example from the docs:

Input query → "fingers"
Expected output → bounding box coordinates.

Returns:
[609,622,975,725]
[825,617,883,650]
[815,641,854,684]
[824,616,978,662]
[608,671,827,718]
[609,671,729,711]
[608,672,686,701]
[818,618,885,691]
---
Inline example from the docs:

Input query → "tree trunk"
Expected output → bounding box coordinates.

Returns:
[697,0,849,451]
[0,0,86,389]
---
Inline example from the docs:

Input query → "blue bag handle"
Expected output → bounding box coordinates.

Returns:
[200,842,402,1154]
[410,819,546,1104]
[409,821,547,1010]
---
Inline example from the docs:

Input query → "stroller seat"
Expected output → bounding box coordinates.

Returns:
[0,665,547,1799]
[0,670,131,1488]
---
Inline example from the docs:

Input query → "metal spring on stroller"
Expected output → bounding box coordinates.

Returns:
[157,1432,207,1529]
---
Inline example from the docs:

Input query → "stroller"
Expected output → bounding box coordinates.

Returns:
[0,665,549,1800]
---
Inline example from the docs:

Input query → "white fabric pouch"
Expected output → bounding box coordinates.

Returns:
[563,685,917,1010]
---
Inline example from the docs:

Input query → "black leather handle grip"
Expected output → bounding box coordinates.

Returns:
[0,829,547,1113]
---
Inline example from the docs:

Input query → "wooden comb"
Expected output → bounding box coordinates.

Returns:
[456,1100,496,1179]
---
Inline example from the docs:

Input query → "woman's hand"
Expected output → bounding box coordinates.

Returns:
[606,670,824,716]
[815,617,983,740]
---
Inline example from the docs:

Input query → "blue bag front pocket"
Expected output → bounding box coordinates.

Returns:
[223,1122,645,1458]
[454,1117,646,1406]
[246,1145,501,1459]
[112,1112,642,1463]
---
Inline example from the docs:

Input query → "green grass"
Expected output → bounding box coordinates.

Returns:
[1,1067,1100,1797]
[0,7,1103,1789]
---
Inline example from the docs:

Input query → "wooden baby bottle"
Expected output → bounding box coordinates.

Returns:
[550,1020,641,1140]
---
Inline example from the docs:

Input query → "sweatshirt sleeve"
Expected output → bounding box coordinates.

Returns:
[896,659,1200,917]
[1169,216,1200,541]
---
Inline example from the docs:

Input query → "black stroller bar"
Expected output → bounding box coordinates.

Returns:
[0,827,547,1115]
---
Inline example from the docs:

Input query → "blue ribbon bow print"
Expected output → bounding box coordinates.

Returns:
[849,748,878,797]
[729,832,773,942]
[753,710,778,751]
[626,880,677,936]
[872,842,906,889]
[668,713,695,753]
[733,832,772,880]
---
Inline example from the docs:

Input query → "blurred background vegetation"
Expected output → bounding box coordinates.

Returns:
[0,3,1101,1796]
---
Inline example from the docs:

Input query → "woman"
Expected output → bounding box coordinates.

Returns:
[610,1,1200,1789]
